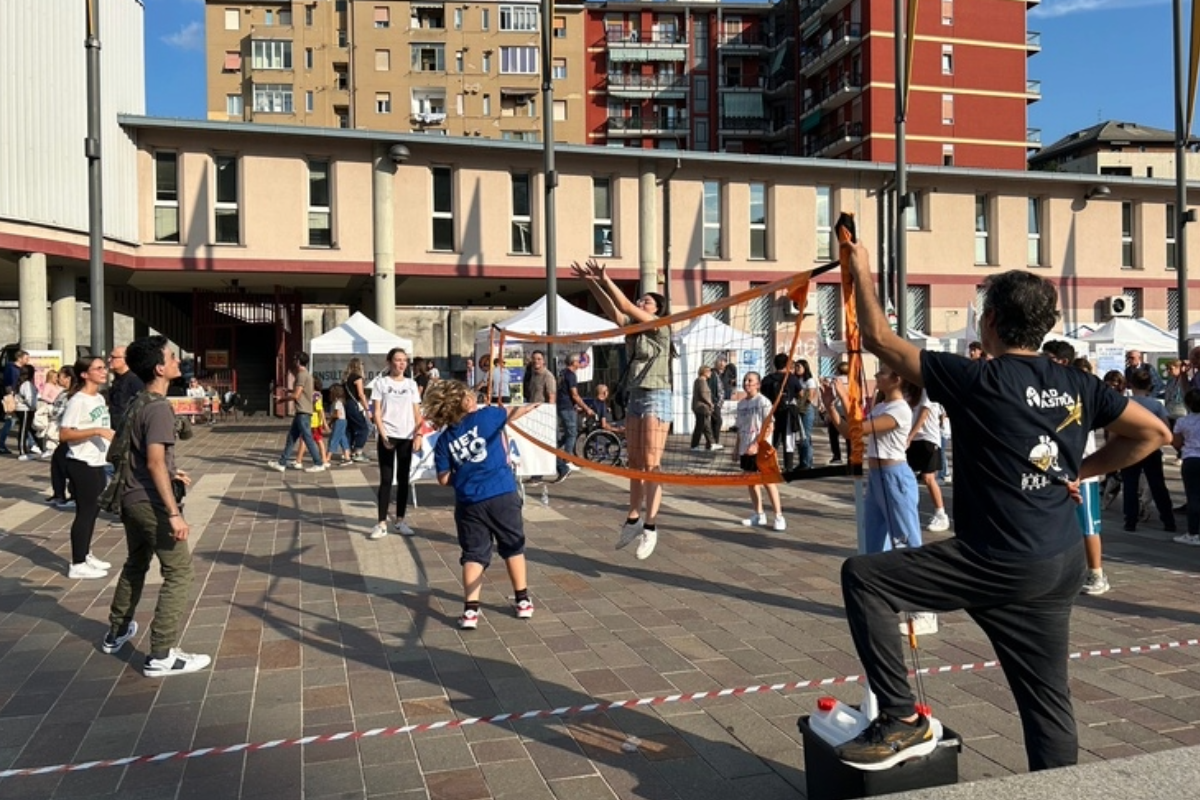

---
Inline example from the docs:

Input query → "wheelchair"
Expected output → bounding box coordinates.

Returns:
[575,415,626,467]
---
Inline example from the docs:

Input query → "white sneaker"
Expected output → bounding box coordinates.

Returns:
[143,648,211,677]
[515,598,535,619]
[898,612,939,636]
[773,515,787,532]
[709,443,724,451]
[54,499,76,510]
[635,527,658,560]
[368,522,388,540]
[304,463,327,473]
[458,609,480,630]
[742,512,767,528]
[616,518,643,550]
[267,461,286,472]
[1173,532,1200,546]
[68,561,108,579]
[393,520,415,536]
[1080,572,1111,595]
[927,512,951,532]
[567,463,582,473]
[17,454,32,461]
[30,445,42,455]
[40,450,52,459]
[86,553,112,570]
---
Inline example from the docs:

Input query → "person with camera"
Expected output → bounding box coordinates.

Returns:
[101,335,210,677]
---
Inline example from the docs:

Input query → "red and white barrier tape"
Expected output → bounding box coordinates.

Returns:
[2,636,1197,780]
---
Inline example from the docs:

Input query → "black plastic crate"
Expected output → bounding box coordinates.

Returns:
[798,715,962,800]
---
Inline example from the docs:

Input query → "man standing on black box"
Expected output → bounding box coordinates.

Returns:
[834,241,1169,772]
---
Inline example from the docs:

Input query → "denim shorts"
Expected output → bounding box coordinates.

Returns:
[626,388,673,424]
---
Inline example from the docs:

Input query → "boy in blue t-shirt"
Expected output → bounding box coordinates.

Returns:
[425,379,542,630]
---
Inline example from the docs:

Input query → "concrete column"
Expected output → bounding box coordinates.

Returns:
[372,143,398,333]
[50,267,77,360]
[18,252,50,350]
[448,308,463,361]
[103,284,115,354]
[638,162,659,295]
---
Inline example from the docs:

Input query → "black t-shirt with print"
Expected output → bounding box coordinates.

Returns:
[921,350,1127,561]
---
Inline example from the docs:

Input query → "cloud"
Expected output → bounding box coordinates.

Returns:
[1031,0,1166,19]
[162,20,204,51]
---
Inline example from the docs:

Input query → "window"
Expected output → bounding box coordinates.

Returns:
[411,5,444,29]
[374,5,390,27]
[500,5,538,31]
[376,49,390,71]
[694,76,708,113]
[749,182,767,260]
[305,5,313,26]
[338,29,348,47]
[411,44,446,72]
[223,51,242,72]
[334,64,348,90]
[308,160,332,247]
[703,282,730,324]
[336,108,349,128]
[816,186,831,260]
[252,83,293,112]
[481,8,490,30]
[214,155,239,245]
[554,16,566,38]
[305,90,313,112]
[456,94,463,115]
[153,152,180,243]
[1121,201,1137,268]
[593,178,613,255]
[500,46,538,74]
[455,51,464,73]
[224,8,240,30]
[510,173,533,254]
[1169,287,1181,331]
[904,191,923,230]
[431,167,454,252]
[305,47,313,69]
[279,8,291,25]
[1122,288,1143,318]
[941,94,953,124]
[264,10,273,25]
[703,180,722,259]
[482,53,491,73]
[906,285,930,334]
[552,58,567,79]
[251,40,292,70]
[942,0,953,23]
[694,18,708,68]
[941,45,953,75]
[454,8,463,29]
[1027,197,1043,267]
[1167,203,1177,270]
[376,92,391,113]
[553,100,567,121]
[226,93,243,116]
[942,144,954,166]
[974,195,990,265]
[482,94,491,115]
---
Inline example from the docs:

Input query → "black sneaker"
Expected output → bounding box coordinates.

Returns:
[835,712,937,771]
[101,620,138,654]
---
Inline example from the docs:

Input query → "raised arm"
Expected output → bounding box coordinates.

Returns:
[844,242,923,387]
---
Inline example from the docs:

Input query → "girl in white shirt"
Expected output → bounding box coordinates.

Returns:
[59,356,114,579]
[822,367,922,553]
[368,348,424,540]
[1170,389,1200,545]
[904,386,949,532]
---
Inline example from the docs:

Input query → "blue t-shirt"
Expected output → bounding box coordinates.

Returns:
[556,368,578,413]
[433,406,517,505]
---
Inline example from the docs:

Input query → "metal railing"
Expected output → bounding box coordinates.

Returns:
[1026,79,1042,96]
[607,116,690,133]
[605,74,689,92]
[1027,127,1042,144]
[799,23,863,72]
[718,116,771,132]
[1026,31,1041,48]
[718,28,765,47]
[802,121,863,157]
[800,73,863,114]
[604,29,686,45]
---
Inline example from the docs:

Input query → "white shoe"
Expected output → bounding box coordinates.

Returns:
[304,463,327,473]
[17,454,32,461]
[635,527,658,560]
[742,512,767,528]
[773,515,787,532]
[68,561,108,579]
[368,522,388,540]
[86,553,112,570]
[567,462,582,473]
[1173,532,1200,546]
[267,461,287,472]
[616,518,643,550]
[30,446,42,455]
[143,648,211,677]
[393,520,415,536]
[709,443,724,451]
[927,512,951,532]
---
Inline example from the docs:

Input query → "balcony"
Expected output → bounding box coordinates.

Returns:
[1027,127,1042,148]
[1026,79,1041,102]
[799,23,863,78]
[802,121,863,158]
[718,116,770,135]
[1026,31,1041,53]
[605,73,688,99]
[764,69,796,96]
[765,115,797,141]
[718,73,766,92]
[801,72,863,117]
[607,115,689,136]
[603,29,688,63]
[799,0,853,34]
[718,28,767,53]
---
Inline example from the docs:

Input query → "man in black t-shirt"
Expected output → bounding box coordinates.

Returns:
[832,243,1170,773]
[760,353,805,471]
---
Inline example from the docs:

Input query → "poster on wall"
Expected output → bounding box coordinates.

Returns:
[1094,345,1125,377]
[26,351,63,393]
[206,350,230,369]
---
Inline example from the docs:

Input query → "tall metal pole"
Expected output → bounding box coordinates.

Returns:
[893,0,908,337]
[85,0,106,354]
[1174,0,1190,359]
[541,0,558,366]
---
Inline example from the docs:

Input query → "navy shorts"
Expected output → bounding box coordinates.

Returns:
[906,440,940,475]
[455,491,526,567]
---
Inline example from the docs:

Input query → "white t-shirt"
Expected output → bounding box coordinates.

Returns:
[912,392,943,446]
[1176,414,1200,460]
[61,392,111,466]
[369,374,421,439]
[735,393,773,456]
[332,399,345,419]
[866,399,912,460]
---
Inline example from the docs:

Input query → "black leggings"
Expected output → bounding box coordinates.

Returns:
[51,442,70,500]
[64,458,106,564]
[17,410,35,455]
[377,437,415,523]
[1182,457,1200,536]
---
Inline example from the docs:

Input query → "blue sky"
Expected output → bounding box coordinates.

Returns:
[144,0,1182,148]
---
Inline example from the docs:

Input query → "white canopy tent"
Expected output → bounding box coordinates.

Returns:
[1081,317,1177,352]
[671,315,765,436]
[308,311,414,388]
[821,329,943,358]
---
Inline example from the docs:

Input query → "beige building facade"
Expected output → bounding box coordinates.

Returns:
[206,0,588,143]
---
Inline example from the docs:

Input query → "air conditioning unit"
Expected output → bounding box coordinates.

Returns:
[1104,295,1133,318]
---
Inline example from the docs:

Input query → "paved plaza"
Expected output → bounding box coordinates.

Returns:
[1,420,1199,799]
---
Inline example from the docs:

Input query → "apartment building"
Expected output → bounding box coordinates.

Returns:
[206,0,588,142]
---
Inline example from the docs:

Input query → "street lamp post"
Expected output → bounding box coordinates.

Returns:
[85,0,106,355]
